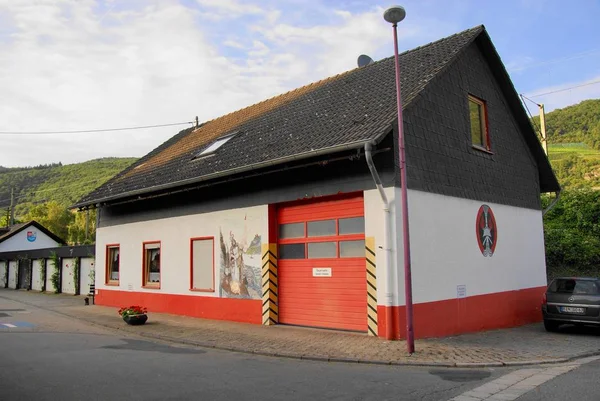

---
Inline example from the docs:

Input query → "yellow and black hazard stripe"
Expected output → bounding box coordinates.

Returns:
[261,243,278,325]
[365,237,378,336]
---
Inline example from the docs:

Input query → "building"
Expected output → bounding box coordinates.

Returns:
[0,221,95,294]
[75,26,559,340]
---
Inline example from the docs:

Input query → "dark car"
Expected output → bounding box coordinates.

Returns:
[542,277,600,332]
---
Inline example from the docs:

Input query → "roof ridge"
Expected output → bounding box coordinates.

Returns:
[363,24,485,69]
[194,25,485,133]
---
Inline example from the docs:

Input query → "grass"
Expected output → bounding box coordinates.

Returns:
[548,143,600,161]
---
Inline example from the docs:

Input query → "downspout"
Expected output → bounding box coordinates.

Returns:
[543,190,561,216]
[365,143,394,340]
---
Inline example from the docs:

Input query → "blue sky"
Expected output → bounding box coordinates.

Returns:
[0,0,599,167]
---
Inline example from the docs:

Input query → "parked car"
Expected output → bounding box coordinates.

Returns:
[542,277,600,332]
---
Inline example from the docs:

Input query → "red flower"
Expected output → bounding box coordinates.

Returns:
[118,305,148,317]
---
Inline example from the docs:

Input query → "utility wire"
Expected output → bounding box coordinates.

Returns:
[0,121,194,135]
[528,80,600,98]
[520,94,541,107]
[520,94,542,137]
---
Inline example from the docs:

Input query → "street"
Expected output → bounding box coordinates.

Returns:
[0,293,599,401]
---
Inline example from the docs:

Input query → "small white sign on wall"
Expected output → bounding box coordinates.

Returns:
[313,268,332,277]
[457,284,467,298]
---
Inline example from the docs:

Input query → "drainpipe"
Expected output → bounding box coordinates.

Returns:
[364,143,394,340]
[543,190,561,217]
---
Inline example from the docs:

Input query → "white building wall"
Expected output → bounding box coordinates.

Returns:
[8,261,17,289]
[366,188,546,307]
[364,187,402,307]
[80,258,95,295]
[405,189,546,305]
[95,205,268,296]
[0,226,60,252]
[61,258,76,294]
[31,259,44,291]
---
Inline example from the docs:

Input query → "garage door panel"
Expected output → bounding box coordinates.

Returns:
[278,194,367,332]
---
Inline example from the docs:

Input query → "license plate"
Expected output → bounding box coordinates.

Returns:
[560,306,585,314]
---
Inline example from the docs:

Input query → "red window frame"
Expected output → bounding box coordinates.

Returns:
[189,237,215,292]
[105,243,120,286]
[468,94,492,153]
[142,241,161,289]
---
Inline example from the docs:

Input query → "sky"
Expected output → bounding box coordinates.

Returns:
[1,0,599,167]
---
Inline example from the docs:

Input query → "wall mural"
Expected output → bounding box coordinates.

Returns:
[476,204,497,257]
[219,224,262,299]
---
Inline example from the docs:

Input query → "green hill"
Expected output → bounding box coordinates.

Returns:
[537,99,600,190]
[0,157,136,221]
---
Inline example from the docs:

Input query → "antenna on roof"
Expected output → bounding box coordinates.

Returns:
[357,54,374,68]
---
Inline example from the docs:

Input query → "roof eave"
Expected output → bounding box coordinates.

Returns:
[73,136,386,209]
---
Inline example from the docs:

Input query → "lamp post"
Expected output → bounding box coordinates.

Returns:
[383,5,415,354]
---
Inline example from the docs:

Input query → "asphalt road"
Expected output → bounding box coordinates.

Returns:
[0,295,510,401]
[516,359,600,401]
[1,294,599,401]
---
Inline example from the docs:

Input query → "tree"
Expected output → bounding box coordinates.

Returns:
[23,201,73,242]
[67,209,97,245]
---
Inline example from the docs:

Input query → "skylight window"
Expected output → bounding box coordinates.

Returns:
[195,132,237,158]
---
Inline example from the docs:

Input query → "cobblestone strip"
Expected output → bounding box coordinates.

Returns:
[449,356,600,401]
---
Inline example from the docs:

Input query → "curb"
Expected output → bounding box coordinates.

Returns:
[3,292,600,369]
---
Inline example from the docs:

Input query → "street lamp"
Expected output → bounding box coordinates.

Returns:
[383,5,415,354]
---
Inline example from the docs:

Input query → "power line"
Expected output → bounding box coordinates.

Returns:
[520,94,541,107]
[510,48,600,72]
[520,94,541,137]
[0,121,194,135]
[528,80,600,98]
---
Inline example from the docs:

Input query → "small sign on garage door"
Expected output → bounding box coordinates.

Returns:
[313,268,332,277]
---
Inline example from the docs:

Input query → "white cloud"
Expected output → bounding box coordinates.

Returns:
[2,0,551,169]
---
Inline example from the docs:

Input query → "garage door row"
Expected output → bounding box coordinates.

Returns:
[277,195,368,332]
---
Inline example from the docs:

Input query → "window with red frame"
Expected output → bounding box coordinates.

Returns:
[143,242,161,286]
[106,245,120,284]
[468,95,490,151]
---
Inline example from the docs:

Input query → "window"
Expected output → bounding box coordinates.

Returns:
[278,216,365,259]
[190,237,214,291]
[195,132,237,158]
[549,279,600,295]
[106,245,120,284]
[468,95,490,151]
[143,242,161,287]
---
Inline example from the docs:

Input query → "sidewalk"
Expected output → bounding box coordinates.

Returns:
[2,288,599,367]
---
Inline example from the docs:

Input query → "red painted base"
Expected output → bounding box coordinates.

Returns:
[377,286,546,339]
[96,289,262,324]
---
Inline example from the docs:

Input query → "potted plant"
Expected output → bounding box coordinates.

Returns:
[118,305,148,325]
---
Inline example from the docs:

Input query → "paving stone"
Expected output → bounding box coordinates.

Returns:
[2,289,600,367]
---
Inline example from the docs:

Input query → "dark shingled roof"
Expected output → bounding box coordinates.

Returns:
[76,25,558,207]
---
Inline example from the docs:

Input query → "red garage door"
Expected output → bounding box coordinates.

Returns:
[277,194,367,332]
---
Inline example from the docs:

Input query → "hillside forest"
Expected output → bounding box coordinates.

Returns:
[2,99,600,279]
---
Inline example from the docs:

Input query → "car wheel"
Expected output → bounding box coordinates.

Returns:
[544,319,560,332]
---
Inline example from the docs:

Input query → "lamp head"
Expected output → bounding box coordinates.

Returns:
[383,6,406,24]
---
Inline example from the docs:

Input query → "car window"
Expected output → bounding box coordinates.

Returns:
[549,279,600,295]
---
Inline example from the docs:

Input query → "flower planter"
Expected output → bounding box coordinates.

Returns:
[123,314,148,326]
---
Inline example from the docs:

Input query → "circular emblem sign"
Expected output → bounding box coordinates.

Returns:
[476,205,496,257]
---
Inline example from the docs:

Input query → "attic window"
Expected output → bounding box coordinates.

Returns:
[195,132,237,158]
[468,95,491,152]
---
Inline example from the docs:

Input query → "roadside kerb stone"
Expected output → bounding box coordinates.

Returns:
[2,289,600,368]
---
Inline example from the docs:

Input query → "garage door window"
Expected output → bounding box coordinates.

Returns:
[279,216,365,259]
[280,223,305,239]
